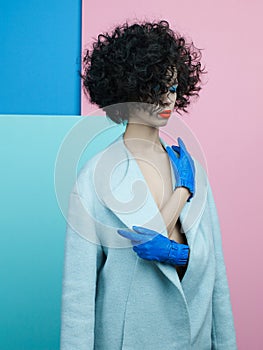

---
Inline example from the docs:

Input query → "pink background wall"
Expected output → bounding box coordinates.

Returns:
[81,1,263,348]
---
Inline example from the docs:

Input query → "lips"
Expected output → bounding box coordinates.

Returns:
[159,109,172,118]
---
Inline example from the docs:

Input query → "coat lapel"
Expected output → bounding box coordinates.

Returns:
[102,133,169,237]
[100,132,207,293]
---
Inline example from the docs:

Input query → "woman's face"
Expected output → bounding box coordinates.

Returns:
[127,83,178,127]
[127,68,178,127]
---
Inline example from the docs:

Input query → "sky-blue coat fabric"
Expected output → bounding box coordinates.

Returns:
[60,132,237,349]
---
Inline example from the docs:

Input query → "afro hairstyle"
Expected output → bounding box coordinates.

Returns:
[80,19,208,124]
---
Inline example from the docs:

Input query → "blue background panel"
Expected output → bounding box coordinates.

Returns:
[0,115,124,350]
[0,0,82,115]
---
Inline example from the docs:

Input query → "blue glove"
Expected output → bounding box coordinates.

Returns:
[117,225,189,266]
[166,137,196,202]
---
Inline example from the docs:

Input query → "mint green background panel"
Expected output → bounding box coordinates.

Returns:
[0,115,125,350]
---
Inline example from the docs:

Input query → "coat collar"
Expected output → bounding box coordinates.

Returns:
[97,132,207,292]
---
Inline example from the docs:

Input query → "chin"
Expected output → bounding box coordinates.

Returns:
[156,115,170,123]
[159,120,169,127]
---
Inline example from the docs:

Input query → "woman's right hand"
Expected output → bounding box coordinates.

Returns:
[166,137,195,202]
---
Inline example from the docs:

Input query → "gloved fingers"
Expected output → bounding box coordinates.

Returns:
[166,146,179,167]
[132,225,159,237]
[178,138,194,164]
[177,137,188,153]
[177,138,196,175]
[117,229,145,243]
[171,145,180,156]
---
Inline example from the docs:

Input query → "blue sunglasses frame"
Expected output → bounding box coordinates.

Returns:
[153,84,178,93]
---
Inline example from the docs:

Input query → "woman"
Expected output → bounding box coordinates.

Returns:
[60,20,237,349]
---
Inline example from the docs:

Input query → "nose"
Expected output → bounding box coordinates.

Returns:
[162,91,175,104]
[163,92,171,102]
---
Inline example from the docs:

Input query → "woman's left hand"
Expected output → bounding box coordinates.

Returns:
[166,137,196,202]
[117,225,189,266]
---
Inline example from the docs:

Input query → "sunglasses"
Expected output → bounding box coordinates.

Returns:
[153,84,178,93]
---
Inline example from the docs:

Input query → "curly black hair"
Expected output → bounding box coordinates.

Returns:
[80,19,207,124]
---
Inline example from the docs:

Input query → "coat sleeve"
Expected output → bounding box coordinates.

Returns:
[60,169,105,350]
[207,181,238,349]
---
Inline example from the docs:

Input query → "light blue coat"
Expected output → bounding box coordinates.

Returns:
[60,132,237,349]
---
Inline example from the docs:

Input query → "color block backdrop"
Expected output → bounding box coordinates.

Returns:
[0,0,262,349]
[0,0,82,349]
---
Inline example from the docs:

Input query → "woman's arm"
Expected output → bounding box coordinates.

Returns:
[160,187,190,236]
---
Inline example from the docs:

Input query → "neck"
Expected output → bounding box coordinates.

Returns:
[123,121,165,154]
